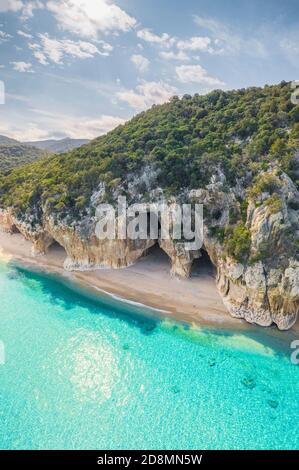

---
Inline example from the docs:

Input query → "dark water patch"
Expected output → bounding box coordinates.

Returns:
[241,376,257,390]
[267,399,279,409]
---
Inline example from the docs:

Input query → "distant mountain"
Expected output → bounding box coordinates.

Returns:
[0,135,50,172]
[0,135,89,172]
[0,135,20,146]
[25,137,90,153]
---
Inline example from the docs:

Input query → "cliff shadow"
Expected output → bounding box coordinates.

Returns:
[140,242,172,273]
[191,249,215,279]
[10,224,21,234]
[46,240,68,264]
[48,240,66,252]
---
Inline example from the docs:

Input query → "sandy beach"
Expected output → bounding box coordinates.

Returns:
[0,230,240,326]
[0,230,298,337]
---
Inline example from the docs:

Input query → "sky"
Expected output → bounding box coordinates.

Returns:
[0,0,298,141]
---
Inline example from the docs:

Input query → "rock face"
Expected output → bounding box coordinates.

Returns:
[45,216,155,271]
[0,169,298,331]
[202,171,299,330]
[0,210,155,269]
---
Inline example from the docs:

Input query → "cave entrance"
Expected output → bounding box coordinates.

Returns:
[11,224,21,234]
[138,242,171,274]
[47,240,67,262]
[191,249,215,278]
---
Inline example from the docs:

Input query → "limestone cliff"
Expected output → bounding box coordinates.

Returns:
[0,83,298,330]
[200,171,299,330]
[0,168,298,330]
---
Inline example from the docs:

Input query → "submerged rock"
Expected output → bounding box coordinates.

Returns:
[241,377,257,389]
[267,399,279,409]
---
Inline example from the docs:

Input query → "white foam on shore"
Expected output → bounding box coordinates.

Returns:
[92,285,170,314]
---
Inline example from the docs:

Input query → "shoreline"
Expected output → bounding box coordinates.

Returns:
[0,230,298,339]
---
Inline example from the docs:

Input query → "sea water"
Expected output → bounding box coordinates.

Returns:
[0,261,298,450]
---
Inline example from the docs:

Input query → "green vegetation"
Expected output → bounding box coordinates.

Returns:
[224,222,252,262]
[208,226,225,243]
[0,82,298,246]
[264,193,283,214]
[249,172,283,199]
[0,143,49,172]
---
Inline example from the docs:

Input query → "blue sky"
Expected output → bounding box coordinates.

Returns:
[0,0,298,141]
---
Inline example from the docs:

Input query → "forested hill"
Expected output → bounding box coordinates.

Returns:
[25,137,90,154]
[0,81,298,219]
[0,138,50,172]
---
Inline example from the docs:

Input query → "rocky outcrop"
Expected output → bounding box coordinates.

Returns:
[0,169,298,330]
[0,209,155,270]
[45,216,155,271]
[200,171,299,330]
[0,208,18,233]
[0,208,54,254]
[159,239,200,278]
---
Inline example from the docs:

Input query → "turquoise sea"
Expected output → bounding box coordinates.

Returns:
[0,260,298,450]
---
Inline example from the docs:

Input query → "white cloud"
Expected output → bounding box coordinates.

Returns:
[159,50,189,61]
[137,29,214,60]
[59,114,126,139]
[137,28,175,48]
[194,15,267,58]
[21,0,43,19]
[11,61,33,72]
[0,30,12,42]
[177,36,212,52]
[30,33,112,65]
[35,108,127,138]
[0,0,23,12]
[117,80,177,111]
[194,15,236,55]
[130,54,149,73]
[32,49,48,65]
[280,36,299,66]
[0,0,43,18]
[46,0,136,39]
[0,119,54,141]
[6,92,32,103]
[0,109,126,140]
[17,30,34,39]
[176,65,224,87]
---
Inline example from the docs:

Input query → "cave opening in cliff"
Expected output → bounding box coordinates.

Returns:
[47,240,67,259]
[11,224,21,234]
[191,249,215,278]
[140,243,171,272]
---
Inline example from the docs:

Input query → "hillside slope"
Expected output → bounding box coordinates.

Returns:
[0,135,20,145]
[0,81,298,329]
[0,141,50,172]
[25,137,90,153]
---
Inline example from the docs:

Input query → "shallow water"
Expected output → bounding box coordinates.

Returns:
[0,261,298,450]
